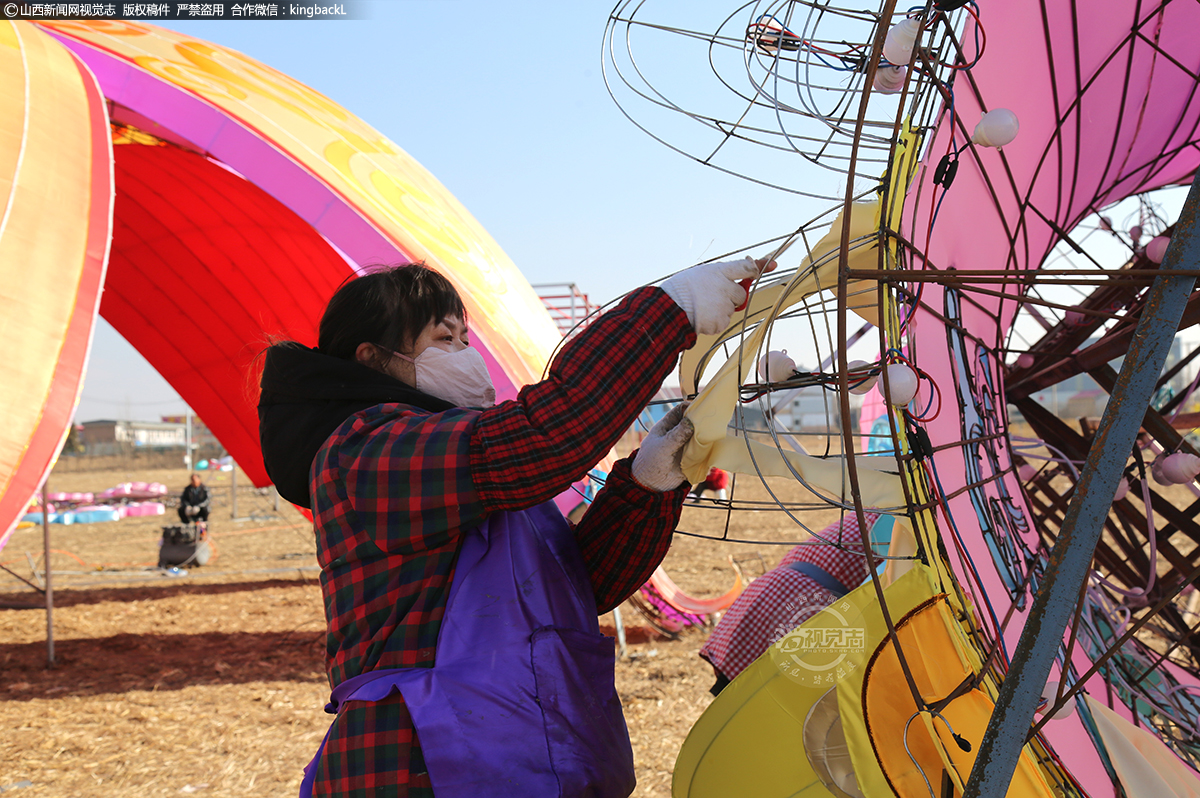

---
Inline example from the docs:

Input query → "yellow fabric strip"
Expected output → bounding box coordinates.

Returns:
[0,22,95,502]
[679,201,885,486]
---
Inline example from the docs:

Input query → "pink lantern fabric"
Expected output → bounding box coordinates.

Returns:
[902,2,1200,792]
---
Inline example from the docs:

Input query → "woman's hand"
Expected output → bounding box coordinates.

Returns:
[659,257,776,335]
[631,403,695,491]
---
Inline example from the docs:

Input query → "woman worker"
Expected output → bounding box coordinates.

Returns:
[257,257,770,797]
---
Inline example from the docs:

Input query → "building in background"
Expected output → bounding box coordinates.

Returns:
[78,419,184,455]
[76,417,224,461]
[160,415,221,453]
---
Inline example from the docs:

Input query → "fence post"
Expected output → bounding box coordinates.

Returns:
[41,480,54,667]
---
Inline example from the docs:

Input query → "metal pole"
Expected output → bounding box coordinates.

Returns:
[41,480,55,667]
[964,170,1200,797]
[612,606,627,660]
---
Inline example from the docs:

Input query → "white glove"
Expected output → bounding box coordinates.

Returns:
[660,257,763,335]
[186,505,198,516]
[631,403,695,492]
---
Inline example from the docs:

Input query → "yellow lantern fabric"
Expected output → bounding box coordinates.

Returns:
[857,594,1057,797]
[0,21,112,549]
[37,20,562,391]
[25,21,566,490]
[673,565,940,797]
[674,563,1066,798]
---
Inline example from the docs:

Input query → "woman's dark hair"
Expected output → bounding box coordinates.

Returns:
[317,263,466,369]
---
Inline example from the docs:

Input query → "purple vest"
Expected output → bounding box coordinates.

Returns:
[301,502,636,797]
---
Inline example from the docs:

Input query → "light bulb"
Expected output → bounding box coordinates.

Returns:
[971,108,1020,148]
[873,65,906,94]
[1152,452,1171,486]
[1015,353,1035,369]
[1114,477,1130,502]
[1099,216,1113,231]
[1146,235,1170,264]
[1162,452,1200,484]
[847,359,878,395]
[1129,225,1143,243]
[1038,681,1076,721]
[884,363,919,406]
[882,18,920,65]
[757,349,796,383]
[1126,593,1151,609]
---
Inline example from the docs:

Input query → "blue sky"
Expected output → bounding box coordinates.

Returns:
[76,1,820,422]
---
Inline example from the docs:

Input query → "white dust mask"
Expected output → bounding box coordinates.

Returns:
[382,344,496,408]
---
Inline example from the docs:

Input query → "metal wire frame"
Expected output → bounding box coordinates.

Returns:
[1011,387,1200,765]
[602,0,968,197]
[597,0,1200,782]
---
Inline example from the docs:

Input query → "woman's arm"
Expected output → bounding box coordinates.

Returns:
[571,455,688,613]
[469,287,694,512]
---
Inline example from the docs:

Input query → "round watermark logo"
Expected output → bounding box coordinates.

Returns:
[767,592,867,687]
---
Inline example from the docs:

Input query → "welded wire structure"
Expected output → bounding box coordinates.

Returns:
[604,0,962,197]
[606,1,1200,794]
[604,0,980,536]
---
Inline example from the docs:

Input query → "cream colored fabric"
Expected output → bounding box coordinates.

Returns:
[677,121,921,420]
[677,126,925,574]
[679,281,795,398]
[679,202,890,495]
[1085,696,1200,797]
[678,206,886,400]
[694,434,905,511]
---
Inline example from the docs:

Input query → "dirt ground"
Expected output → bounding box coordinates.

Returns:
[0,464,844,797]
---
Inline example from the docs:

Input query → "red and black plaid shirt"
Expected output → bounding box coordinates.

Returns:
[310,287,695,797]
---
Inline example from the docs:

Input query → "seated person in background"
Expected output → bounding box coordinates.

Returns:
[700,512,878,694]
[688,466,730,502]
[178,473,210,525]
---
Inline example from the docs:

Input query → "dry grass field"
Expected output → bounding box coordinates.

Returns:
[1,463,844,797]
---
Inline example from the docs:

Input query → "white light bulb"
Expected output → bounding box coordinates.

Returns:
[882,18,920,65]
[1114,477,1130,502]
[1162,452,1200,484]
[873,65,906,94]
[1038,681,1076,721]
[971,108,1020,148]
[884,363,919,406]
[1015,353,1035,369]
[1129,225,1143,243]
[757,349,796,383]
[1146,235,1170,264]
[847,359,879,395]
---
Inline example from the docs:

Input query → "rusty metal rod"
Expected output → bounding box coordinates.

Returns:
[846,267,1194,278]
[862,276,1164,286]
[964,168,1200,798]
[952,284,1123,318]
